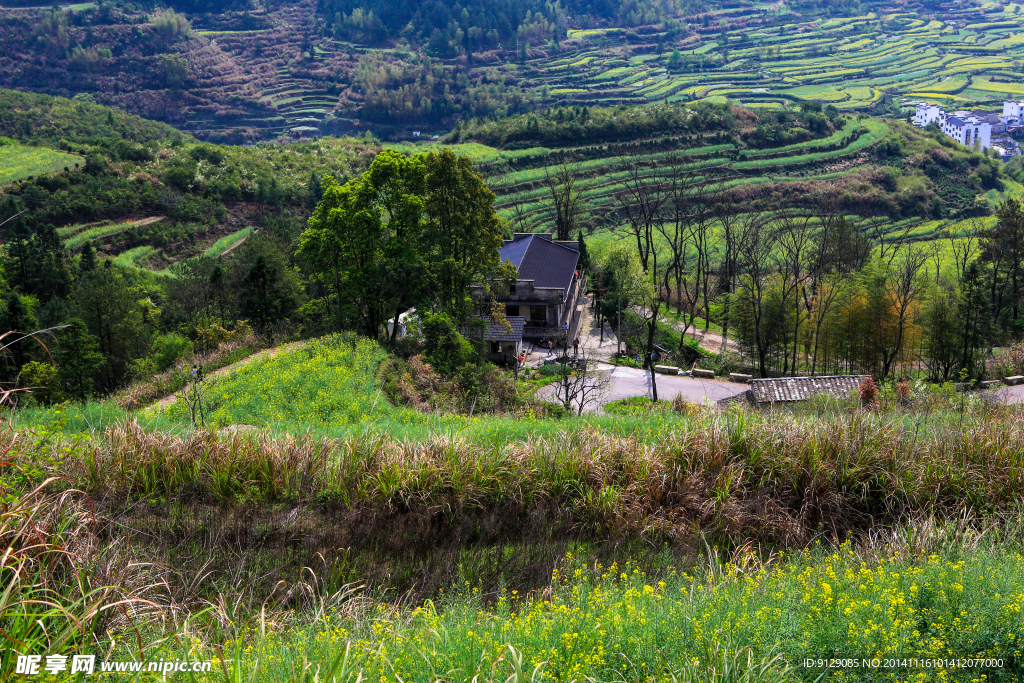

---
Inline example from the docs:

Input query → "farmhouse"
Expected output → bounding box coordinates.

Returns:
[914,100,1024,159]
[461,316,526,366]
[913,103,943,127]
[940,111,992,150]
[486,232,582,341]
[464,233,581,364]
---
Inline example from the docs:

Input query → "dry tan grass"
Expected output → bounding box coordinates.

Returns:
[14,406,1024,549]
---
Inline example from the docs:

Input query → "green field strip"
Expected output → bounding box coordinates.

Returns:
[203,227,254,257]
[745,119,865,158]
[734,119,887,169]
[113,245,157,267]
[487,143,735,188]
[0,144,81,184]
[493,159,736,212]
[499,167,868,232]
[63,220,147,250]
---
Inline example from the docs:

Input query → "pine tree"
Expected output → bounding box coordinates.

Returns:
[80,241,97,272]
[306,171,323,209]
[576,229,591,273]
[56,318,105,402]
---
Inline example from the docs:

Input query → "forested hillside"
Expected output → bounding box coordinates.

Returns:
[0,0,1021,141]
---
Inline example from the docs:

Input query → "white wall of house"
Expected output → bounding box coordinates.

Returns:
[940,115,992,150]
[914,103,943,126]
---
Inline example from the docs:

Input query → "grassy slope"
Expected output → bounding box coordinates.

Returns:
[0,89,374,270]
[10,335,1024,681]
[0,142,80,183]
[0,89,185,145]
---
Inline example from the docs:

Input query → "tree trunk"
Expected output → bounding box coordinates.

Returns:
[646,302,660,402]
[333,252,343,326]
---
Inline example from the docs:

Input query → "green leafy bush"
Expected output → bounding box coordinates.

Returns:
[152,332,194,371]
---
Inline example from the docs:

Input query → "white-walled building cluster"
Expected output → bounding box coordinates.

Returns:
[911,100,1023,159]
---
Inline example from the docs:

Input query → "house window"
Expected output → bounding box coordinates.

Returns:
[509,284,516,294]
[506,305,519,317]
[530,305,548,324]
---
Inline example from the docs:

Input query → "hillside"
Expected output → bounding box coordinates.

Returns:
[0,0,1021,141]
[7,87,1024,683]
[3,91,1009,286]
[0,89,375,275]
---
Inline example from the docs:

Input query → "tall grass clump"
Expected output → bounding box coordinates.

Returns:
[0,455,165,678]
[15,404,1024,545]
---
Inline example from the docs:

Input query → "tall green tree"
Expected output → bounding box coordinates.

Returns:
[0,292,39,374]
[74,264,151,390]
[55,318,105,401]
[423,149,505,320]
[298,149,427,337]
[981,198,1024,333]
[958,260,991,377]
[300,148,504,337]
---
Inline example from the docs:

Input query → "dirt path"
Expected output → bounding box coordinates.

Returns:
[677,326,742,355]
[148,340,308,412]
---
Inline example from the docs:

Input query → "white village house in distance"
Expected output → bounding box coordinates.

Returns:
[912,99,1023,160]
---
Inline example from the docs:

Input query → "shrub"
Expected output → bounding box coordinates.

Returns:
[859,375,879,410]
[19,361,57,405]
[152,332,194,371]
[421,312,474,376]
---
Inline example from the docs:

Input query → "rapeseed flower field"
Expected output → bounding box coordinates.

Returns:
[164,334,397,428]
[194,546,1023,682]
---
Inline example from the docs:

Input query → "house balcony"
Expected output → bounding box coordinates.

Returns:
[523,325,559,339]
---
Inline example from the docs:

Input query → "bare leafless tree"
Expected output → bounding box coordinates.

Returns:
[616,155,666,273]
[550,350,610,414]
[879,245,929,378]
[545,162,584,241]
[948,218,983,285]
[733,209,803,377]
[863,215,919,265]
[716,197,767,355]
[490,176,534,234]
[775,211,817,375]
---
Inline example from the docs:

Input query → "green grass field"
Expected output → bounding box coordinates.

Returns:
[62,219,149,250]
[202,227,253,257]
[0,142,80,183]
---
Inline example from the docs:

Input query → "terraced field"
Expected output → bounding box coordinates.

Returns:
[506,4,1024,116]
[0,143,80,183]
[59,217,163,251]
[477,116,892,235]
[380,111,1016,270]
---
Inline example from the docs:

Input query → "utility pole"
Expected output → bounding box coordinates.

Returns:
[616,288,621,356]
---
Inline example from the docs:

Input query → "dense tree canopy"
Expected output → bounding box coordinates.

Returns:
[298,148,507,338]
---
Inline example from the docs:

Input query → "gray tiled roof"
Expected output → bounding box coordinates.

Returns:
[461,316,525,342]
[749,375,869,403]
[499,234,579,293]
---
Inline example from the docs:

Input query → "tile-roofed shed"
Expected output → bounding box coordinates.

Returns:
[499,234,579,294]
[461,316,525,343]
[749,375,869,404]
